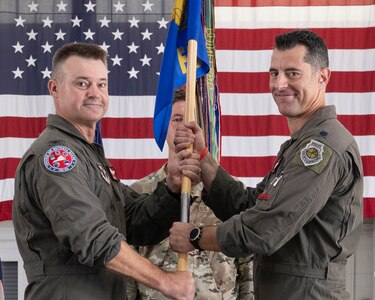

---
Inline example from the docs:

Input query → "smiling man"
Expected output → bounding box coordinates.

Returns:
[12,43,199,300]
[169,30,364,299]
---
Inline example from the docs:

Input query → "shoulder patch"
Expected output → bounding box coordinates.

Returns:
[44,145,77,173]
[294,139,333,174]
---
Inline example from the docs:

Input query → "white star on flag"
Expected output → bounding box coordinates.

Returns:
[56,1,68,12]
[141,29,153,40]
[111,55,123,66]
[140,54,152,66]
[128,67,139,79]
[12,67,24,79]
[142,0,154,12]
[41,42,53,53]
[99,17,111,28]
[128,17,140,28]
[113,1,125,12]
[25,55,37,67]
[12,42,24,53]
[14,16,26,27]
[28,2,39,12]
[156,42,164,54]
[26,29,38,41]
[157,18,168,29]
[71,16,82,27]
[112,29,124,40]
[127,42,139,54]
[55,29,66,41]
[41,16,53,28]
[100,42,111,52]
[84,1,96,12]
[83,28,95,40]
[41,67,51,79]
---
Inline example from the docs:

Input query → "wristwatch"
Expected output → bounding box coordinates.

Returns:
[189,226,203,251]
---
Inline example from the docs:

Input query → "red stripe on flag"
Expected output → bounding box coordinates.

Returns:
[221,115,289,136]
[215,0,373,6]
[0,117,46,138]
[108,158,166,180]
[221,115,375,137]
[221,156,276,177]
[0,158,20,180]
[101,117,153,139]
[0,200,12,221]
[361,156,375,177]
[2,114,374,140]
[221,155,375,178]
[363,198,375,218]
[0,117,153,139]
[216,28,375,50]
[218,71,375,93]
[337,115,375,136]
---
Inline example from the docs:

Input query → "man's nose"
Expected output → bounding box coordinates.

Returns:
[273,73,288,90]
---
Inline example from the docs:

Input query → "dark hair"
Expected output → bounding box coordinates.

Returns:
[173,86,186,104]
[51,43,108,79]
[274,30,329,70]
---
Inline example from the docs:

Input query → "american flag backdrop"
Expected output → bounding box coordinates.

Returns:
[0,0,374,221]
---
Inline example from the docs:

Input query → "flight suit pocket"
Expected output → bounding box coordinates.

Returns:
[255,171,285,210]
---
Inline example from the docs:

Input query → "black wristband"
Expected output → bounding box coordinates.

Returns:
[189,226,203,251]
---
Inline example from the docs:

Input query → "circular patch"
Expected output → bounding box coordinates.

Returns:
[306,147,319,159]
[44,145,77,173]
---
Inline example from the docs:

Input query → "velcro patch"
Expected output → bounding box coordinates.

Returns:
[44,145,77,173]
[294,139,333,174]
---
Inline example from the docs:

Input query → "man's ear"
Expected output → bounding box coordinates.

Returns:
[48,79,58,97]
[318,68,331,87]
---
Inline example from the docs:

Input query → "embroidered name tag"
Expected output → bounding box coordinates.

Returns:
[258,193,271,201]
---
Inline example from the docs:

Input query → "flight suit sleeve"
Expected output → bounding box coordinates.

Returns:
[123,181,181,246]
[207,142,345,257]
[27,148,124,267]
[203,167,265,221]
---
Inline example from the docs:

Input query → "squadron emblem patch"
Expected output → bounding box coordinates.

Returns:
[294,139,333,174]
[300,140,324,166]
[44,145,77,173]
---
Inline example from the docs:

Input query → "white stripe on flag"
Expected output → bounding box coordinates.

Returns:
[222,136,375,157]
[215,6,375,29]
[216,49,375,72]
[0,95,156,118]
[220,93,375,116]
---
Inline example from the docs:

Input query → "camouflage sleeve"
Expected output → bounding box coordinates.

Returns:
[126,245,141,300]
[236,256,254,299]
[126,278,140,300]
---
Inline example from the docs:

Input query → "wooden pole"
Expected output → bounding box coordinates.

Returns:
[177,39,198,271]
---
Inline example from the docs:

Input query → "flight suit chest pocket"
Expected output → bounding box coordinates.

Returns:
[256,171,285,210]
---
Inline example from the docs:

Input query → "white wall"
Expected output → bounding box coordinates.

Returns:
[1,220,374,299]
[0,221,27,300]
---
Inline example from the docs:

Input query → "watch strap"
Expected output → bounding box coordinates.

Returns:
[189,226,203,251]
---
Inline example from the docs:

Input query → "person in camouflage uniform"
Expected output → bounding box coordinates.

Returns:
[126,88,254,300]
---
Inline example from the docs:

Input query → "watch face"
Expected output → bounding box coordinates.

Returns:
[189,227,200,241]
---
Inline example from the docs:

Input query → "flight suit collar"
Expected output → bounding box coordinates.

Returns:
[291,105,337,141]
[46,114,90,144]
[274,106,336,171]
